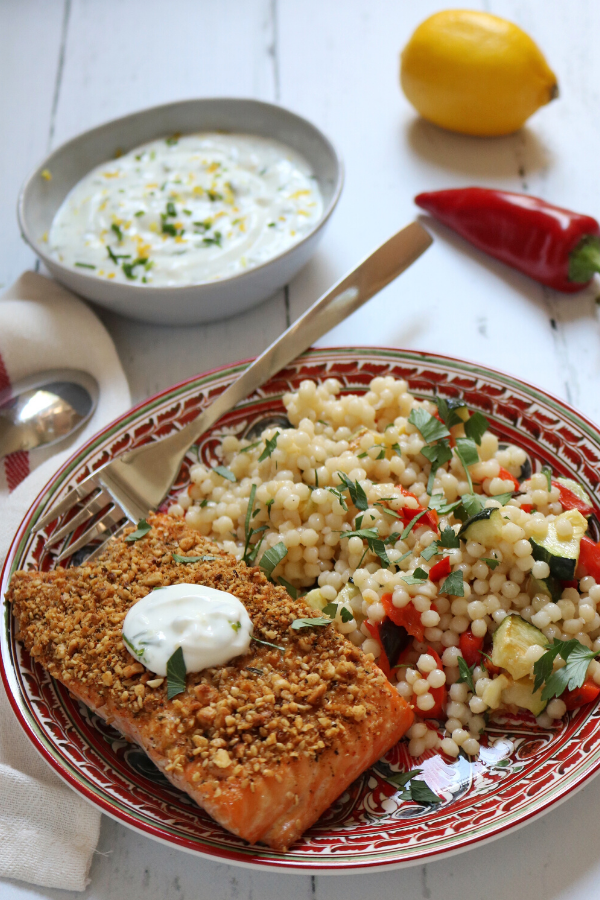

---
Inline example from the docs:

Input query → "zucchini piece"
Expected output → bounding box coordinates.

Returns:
[529,509,588,580]
[303,588,327,612]
[528,573,561,603]
[501,677,546,716]
[492,614,548,680]
[458,507,503,548]
[556,477,593,513]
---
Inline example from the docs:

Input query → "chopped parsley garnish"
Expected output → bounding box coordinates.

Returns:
[291,617,332,630]
[457,656,476,692]
[123,634,145,660]
[278,577,298,599]
[339,526,395,569]
[383,768,441,805]
[464,411,489,445]
[428,493,462,515]
[421,542,442,561]
[125,518,151,542]
[166,646,186,700]
[171,553,216,564]
[421,440,452,493]
[107,246,131,264]
[400,509,428,540]
[111,223,124,241]
[440,526,460,548]
[242,484,268,566]
[481,557,500,570]
[74,262,96,269]
[134,210,145,217]
[336,471,369,510]
[322,602,354,623]
[161,220,180,237]
[259,542,288,580]
[193,220,212,232]
[240,440,262,453]
[401,567,428,585]
[533,638,598,701]
[166,201,177,217]
[454,438,479,492]
[259,432,279,462]
[202,231,222,247]
[440,569,464,597]
[122,256,149,279]
[408,408,450,443]
[251,635,284,654]
[213,465,236,482]
[541,465,553,492]
[231,621,241,633]
[207,190,223,202]
[434,397,467,429]
[265,498,274,519]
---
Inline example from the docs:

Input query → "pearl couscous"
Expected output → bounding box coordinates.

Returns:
[169,376,600,760]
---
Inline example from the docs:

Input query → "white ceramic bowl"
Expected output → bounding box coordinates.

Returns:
[18,98,343,326]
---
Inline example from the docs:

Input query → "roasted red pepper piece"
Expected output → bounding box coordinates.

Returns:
[381,594,424,641]
[399,505,439,532]
[460,629,485,667]
[562,680,600,710]
[415,187,600,293]
[521,503,534,514]
[552,480,593,516]
[579,536,600,582]
[497,466,520,491]
[363,621,393,680]
[428,555,451,583]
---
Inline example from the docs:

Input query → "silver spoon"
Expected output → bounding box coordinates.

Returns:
[0,371,97,459]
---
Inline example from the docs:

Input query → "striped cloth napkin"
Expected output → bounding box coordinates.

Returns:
[0,271,131,891]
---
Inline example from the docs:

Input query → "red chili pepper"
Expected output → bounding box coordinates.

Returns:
[497,467,520,491]
[381,594,424,641]
[415,187,600,293]
[552,480,593,517]
[562,680,600,710]
[579,536,600,582]
[363,621,393,680]
[460,629,485,668]
[429,555,451,583]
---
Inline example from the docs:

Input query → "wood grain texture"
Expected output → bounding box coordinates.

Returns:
[3,1,600,897]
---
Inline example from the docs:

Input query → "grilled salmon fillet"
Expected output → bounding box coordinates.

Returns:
[7,514,413,849]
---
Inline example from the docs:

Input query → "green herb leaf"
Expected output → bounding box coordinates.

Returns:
[231,621,241,632]
[278,577,298,600]
[251,635,285,654]
[454,439,479,493]
[111,223,123,241]
[541,465,552,492]
[402,567,428,585]
[171,553,216,564]
[440,569,464,597]
[434,397,467,429]
[457,656,476,692]
[291,617,332,630]
[125,518,152,543]
[337,471,368,511]
[258,431,280,462]
[166,646,186,700]
[464,411,489,445]
[166,201,177,217]
[408,408,450,444]
[123,634,145,660]
[421,440,453,493]
[459,493,484,520]
[533,638,596,700]
[340,527,379,542]
[481,557,500,570]
[214,465,236,482]
[107,245,131,264]
[240,440,262,453]
[266,498,274,519]
[490,491,515,507]
[409,778,442,805]
[440,526,460,549]
[422,541,441,561]
[322,602,339,618]
[259,542,288,580]
[428,493,462,515]
[371,538,391,568]
[327,487,348,511]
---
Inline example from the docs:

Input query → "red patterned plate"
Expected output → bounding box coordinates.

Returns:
[3,346,600,873]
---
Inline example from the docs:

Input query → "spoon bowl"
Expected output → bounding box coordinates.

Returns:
[0,371,97,459]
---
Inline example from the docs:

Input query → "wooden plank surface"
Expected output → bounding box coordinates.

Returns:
[3,1,600,898]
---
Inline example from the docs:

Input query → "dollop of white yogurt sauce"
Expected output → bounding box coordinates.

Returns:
[122,583,253,676]
[49,132,323,286]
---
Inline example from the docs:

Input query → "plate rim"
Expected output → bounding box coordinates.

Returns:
[3,344,600,872]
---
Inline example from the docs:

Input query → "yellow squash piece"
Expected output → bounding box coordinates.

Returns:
[400,10,558,136]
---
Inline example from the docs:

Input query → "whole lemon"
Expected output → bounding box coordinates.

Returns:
[400,10,558,136]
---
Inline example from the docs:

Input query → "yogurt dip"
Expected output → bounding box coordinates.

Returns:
[122,583,253,676]
[48,132,323,287]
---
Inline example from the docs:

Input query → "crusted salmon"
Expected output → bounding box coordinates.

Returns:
[6,514,413,850]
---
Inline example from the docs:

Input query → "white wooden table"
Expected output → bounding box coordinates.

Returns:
[3,1,600,897]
